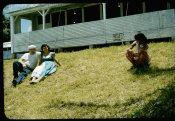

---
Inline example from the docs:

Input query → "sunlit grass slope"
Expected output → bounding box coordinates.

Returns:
[4,42,175,119]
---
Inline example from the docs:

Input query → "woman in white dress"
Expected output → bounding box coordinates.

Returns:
[30,44,62,84]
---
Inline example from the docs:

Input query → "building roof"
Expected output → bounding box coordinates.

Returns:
[7,3,70,16]
[3,42,11,48]
[7,3,99,16]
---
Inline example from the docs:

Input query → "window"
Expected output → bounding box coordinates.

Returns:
[168,0,175,9]
[84,5,100,22]
[38,16,42,25]
[67,8,82,25]
[52,11,65,27]
[38,14,50,25]
[106,2,121,18]
[145,0,167,12]
[46,14,50,23]
[123,0,143,16]
[21,19,32,33]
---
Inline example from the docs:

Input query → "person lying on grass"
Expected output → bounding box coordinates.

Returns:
[29,44,62,84]
[126,33,151,69]
[12,45,41,87]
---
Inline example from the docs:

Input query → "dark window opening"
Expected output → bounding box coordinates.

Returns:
[3,48,10,51]
[46,14,50,23]
[106,2,121,18]
[123,0,143,16]
[38,16,42,25]
[145,0,167,12]
[168,0,175,9]
[67,8,82,25]
[38,14,50,25]
[52,11,65,27]
[84,5,100,22]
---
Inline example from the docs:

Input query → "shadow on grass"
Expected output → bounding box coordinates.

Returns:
[128,65,175,77]
[46,100,112,109]
[46,86,165,110]
[43,66,175,117]
[44,79,175,118]
[127,80,175,118]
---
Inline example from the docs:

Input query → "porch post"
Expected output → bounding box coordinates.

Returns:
[102,3,106,20]
[142,1,146,13]
[82,7,85,22]
[10,16,15,54]
[102,3,107,42]
[167,1,171,9]
[65,11,67,25]
[120,2,124,17]
[100,4,103,19]
[38,9,49,30]
[42,10,46,30]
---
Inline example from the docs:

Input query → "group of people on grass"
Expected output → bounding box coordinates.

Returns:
[12,44,62,87]
[12,33,151,87]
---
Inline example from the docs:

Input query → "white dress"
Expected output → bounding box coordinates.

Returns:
[31,52,57,79]
[31,62,45,78]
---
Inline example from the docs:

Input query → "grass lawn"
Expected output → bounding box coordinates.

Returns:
[3,41,175,119]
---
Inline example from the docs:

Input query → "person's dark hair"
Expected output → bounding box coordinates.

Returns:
[134,33,148,45]
[41,44,51,52]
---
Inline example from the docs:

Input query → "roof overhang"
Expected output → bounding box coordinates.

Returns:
[7,3,71,16]
[7,3,100,16]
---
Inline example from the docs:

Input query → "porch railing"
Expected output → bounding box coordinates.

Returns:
[12,9,175,53]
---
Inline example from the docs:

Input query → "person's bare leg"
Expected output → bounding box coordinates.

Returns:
[30,77,45,84]
[32,76,37,81]
[30,76,39,84]
[36,77,45,82]
[29,77,35,83]
[126,50,136,66]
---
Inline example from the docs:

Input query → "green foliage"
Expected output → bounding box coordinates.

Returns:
[3,42,175,119]
[3,14,10,42]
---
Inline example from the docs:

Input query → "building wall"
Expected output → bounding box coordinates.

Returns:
[32,15,38,31]
[3,49,25,59]
[37,23,52,30]
[3,50,12,60]
[14,17,21,34]
[12,9,175,53]
[105,9,175,42]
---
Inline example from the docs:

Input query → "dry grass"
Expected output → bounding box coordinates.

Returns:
[3,41,175,119]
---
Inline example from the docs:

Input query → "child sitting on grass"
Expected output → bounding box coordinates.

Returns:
[126,33,151,69]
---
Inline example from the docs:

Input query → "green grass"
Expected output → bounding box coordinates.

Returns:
[128,80,175,118]
[3,42,175,119]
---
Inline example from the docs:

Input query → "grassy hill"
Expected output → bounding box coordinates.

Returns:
[3,42,175,119]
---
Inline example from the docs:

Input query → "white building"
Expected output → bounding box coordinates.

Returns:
[3,42,24,59]
[8,1,175,57]
[3,42,11,59]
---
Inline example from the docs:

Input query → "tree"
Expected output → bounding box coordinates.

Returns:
[3,14,10,42]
